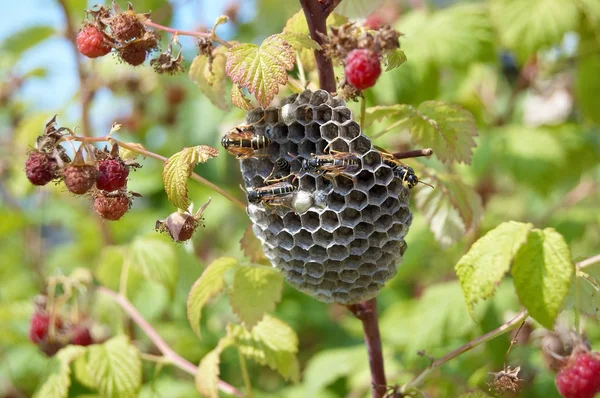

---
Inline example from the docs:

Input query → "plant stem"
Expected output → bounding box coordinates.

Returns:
[360,95,366,129]
[348,299,387,398]
[400,309,528,395]
[97,286,242,397]
[238,351,254,398]
[392,148,433,160]
[299,0,339,93]
[371,117,410,139]
[577,253,600,269]
[143,20,232,48]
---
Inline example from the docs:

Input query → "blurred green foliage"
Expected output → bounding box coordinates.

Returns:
[1,0,599,397]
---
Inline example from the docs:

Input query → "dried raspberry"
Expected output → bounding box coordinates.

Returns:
[71,326,94,346]
[64,164,98,195]
[118,41,148,66]
[26,150,59,186]
[96,159,129,191]
[344,49,382,90]
[556,352,600,398]
[94,192,132,220]
[111,11,145,42]
[156,212,199,242]
[29,313,51,343]
[77,25,111,58]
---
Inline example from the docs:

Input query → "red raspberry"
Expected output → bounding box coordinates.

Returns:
[25,150,58,186]
[96,159,129,191]
[556,352,600,398]
[77,25,111,58]
[344,49,382,90]
[94,192,132,221]
[63,164,98,195]
[29,313,51,343]
[71,326,94,346]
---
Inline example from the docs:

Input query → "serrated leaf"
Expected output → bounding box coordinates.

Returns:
[1,26,55,56]
[385,49,407,71]
[575,264,600,320]
[363,104,413,128]
[512,228,575,328]
[456,221,533,316]
[85,336,142,398]
[226,34,295,107]
[240,224,266,262]
[35,346,86,398]
[231,84,253,110]
[303,346,366,395]
[189,53,229,110]
[228,315,299,381]
[229,265,283,328]
[414,172,483,247]
[410,101,478,164]
[127,235,177,290]
[490,0,579,61]
[279,32,321,50]
[162,145,219,210]
[187,257,238,338]
[119,142,147,160]
[74,356,96,389]
[283,9,348,34]
[195,336,233,398]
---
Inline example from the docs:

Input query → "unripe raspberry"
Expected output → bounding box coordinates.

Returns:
[556,352,600,398]
[96,159,129,191]
[345,49,382,90]
[64,164,98,195]
[111,11,144,42]
[94,192,132,221]
[25,150,58,186]
[71,326,94,346]
[77,25,111,58]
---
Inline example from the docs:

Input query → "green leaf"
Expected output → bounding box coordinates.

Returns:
[414,172,483,247]
[240,224,266,262]
[187,257,238,338]
[459,392,492,398]
[229,265,284,328]
[195,336,233,398]
[189,52,229,111]
[231,84,253,110]
[35,346,86,398]
[385,49,407,71]
[162,145,219,210]
[410,101,478,164]
[575,29,600,124]
[127,235,177,290]
[1,26,55,56]
[283,9,348,34]
[574,263,600,320]
[228,315,300,381]
[303,346,366,395]
[225,34,295,107]
[490,0,579,61]
[363,104,413,128]
[455,221,533,316]
[85,336,142,398]
[512,229,575,328]
[279,32,321,50]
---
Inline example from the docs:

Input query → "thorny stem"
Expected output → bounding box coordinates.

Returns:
[400,309,528,395]
[57,0,92,137]
[97,286,243,397]
[299,0,340,93]
[392,148,433,160]
[61,135,247,210]
[143,20,232,48]
[348,299,387,398]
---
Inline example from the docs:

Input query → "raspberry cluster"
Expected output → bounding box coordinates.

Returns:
[29,307,94,356]
[24,117,140,221]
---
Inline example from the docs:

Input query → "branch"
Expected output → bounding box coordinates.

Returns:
[348,298,387,398]
[400,309,528,395]
[56,0,92,137]
[143,20,232,48]
[392,148,433,160]
[578,254,600,270]
[299,0,338,92]
[97,286,242,397]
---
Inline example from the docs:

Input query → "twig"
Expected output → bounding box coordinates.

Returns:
[348,299,387,398]
[97,286,242,397]
[577,254,600,270]
[400,310,528,394]
[143,20,232,48]
[238,351,254,397]
[56,0,92,137]
[392,148,433,160]
[299,0,339,93]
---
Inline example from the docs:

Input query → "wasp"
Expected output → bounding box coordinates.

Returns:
[379,151,432,189]
[301,151,360,179]
[264,158,291,182]
[221,118,270,159]
[247,181,297,206]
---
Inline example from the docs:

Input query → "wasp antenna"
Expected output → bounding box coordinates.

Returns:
[238,184,248,194]
[419,180,435,189]
[287,152,299,160]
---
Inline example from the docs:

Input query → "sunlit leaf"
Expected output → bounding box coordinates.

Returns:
[85,336,142,398]
[228,315,299,381]
[187,257,238,338]
[574,263,600,320]
[512,228,574,328]
[303,346,366,395]
[363,104,412,128]
[1,26,55,56]
[162,145,219,210]
[231,84,253,110]
[283,9,348,34]
[195,336,233,398]
[279,32,321,50]
[456,221,533,316]
[35,346,87,398]
[225,34,295,107]
[414,172,483,247]
[189,53,229,110]
[118,142,147,160]
[240,224,266,262]
[385,49,407,71]
[229,265,283,328]
[127,235,177,290]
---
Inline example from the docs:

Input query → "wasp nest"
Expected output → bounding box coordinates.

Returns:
[238,90,412,304]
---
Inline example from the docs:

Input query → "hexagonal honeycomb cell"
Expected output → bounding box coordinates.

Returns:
[240,90,413,304]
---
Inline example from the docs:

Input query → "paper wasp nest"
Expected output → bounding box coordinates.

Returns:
[240,90,412,304]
